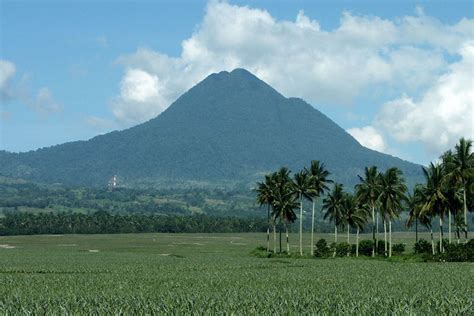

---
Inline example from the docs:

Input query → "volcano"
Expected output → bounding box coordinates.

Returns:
[0,69,422,187]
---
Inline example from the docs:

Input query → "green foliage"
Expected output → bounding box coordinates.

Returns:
[414,239,432,254]
[0,178,263,218]
[377,241,388,255]
[358,240,374,256]
[437,240,474,262]
[0,211,267,235]
[314,238,330,258]
[392,243,406,254]
[436,238,450,252]
[335,242,351,257]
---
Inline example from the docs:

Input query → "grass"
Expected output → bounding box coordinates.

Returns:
[0,232,473,314]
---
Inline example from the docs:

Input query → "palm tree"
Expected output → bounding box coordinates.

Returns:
[379,167,407,257]
[341,193,368,256]
[420,163,448,253]
[406,185,424,243]
[306,160,332,256]
[323,183,345,257]
[419,201,436,255]
[255,174,275,253]
[272,167,297,254]
[355,166,381,257]
[449,138,474,240]
[293,169,315,256]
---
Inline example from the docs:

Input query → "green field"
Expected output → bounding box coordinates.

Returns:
[0,232,473,314]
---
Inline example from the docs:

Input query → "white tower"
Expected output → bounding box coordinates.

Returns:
[108,175,118,190]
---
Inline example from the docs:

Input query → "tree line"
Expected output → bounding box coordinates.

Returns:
[256,138,473,257]
[0,211,267,235]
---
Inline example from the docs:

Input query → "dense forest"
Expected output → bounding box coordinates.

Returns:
[0,212,267,235]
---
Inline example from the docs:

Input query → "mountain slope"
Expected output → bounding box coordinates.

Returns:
[0,69,423,187]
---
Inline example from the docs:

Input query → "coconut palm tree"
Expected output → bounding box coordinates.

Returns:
[272,167,297,254]
[406,185,424,243]
[341,193,368,256]
[441,150,457,244]
[323,183,345,257]
[449,138,474,240]
[306,160,332,256]
[379,167,407,257]
[293,169,315,256]
[255,174,275,252]
[355,166,381,257]
[420,163,448,253]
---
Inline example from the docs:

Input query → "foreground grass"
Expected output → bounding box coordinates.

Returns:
[0,233,473,314]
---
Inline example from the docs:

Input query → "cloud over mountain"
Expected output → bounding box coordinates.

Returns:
[110,1,473,161]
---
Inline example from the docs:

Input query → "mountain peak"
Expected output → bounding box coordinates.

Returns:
[205,68,261,83]
[193,68,282,103]
[0,69,423,188]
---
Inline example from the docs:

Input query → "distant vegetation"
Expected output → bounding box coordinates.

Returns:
[256,138,473,260]
[0,212,266,235]
[0,179,260,217]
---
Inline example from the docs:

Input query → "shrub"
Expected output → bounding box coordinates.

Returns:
[350,244,356,255]
[376,241,388,255]
[358,240,374,256]
[414,239,431,254]
[335,242,351,257]
[392,243,405,255]
[436,238,449,252]
[314,239,330,258]
[437,239,474,262]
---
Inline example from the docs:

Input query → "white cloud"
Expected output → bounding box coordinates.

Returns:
[110,68,167,124]
[347,126,387,152]
[109,2,473,162]
[112,2,473,127]
[376,42,474,154]
[29,88,63,115]
[0,60,16,100]
[0,60,63,116]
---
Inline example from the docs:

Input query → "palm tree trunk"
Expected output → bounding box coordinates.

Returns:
[439,216,444,253]
[456,224,460,244]
[299,196,303,256]
[286,220,290,254]
[415,217,418,243]
[356,227,359,257]
[376,212,379,250]
[448,211,452,244]
[333,225,337,258]
[389,219,392,258]
[273,223,276,254]
[311,201,315,256]
[279,224,282,253]
[383,217,387,257]
[463,185,468,241]
[371,206,375,257]
[347,225,350,257]
[430,226,435,255]
[266,205,270,252]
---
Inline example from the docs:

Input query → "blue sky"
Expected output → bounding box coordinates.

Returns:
[1,0,473,165]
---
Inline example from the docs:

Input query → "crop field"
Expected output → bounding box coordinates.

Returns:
[0,232,473,314]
